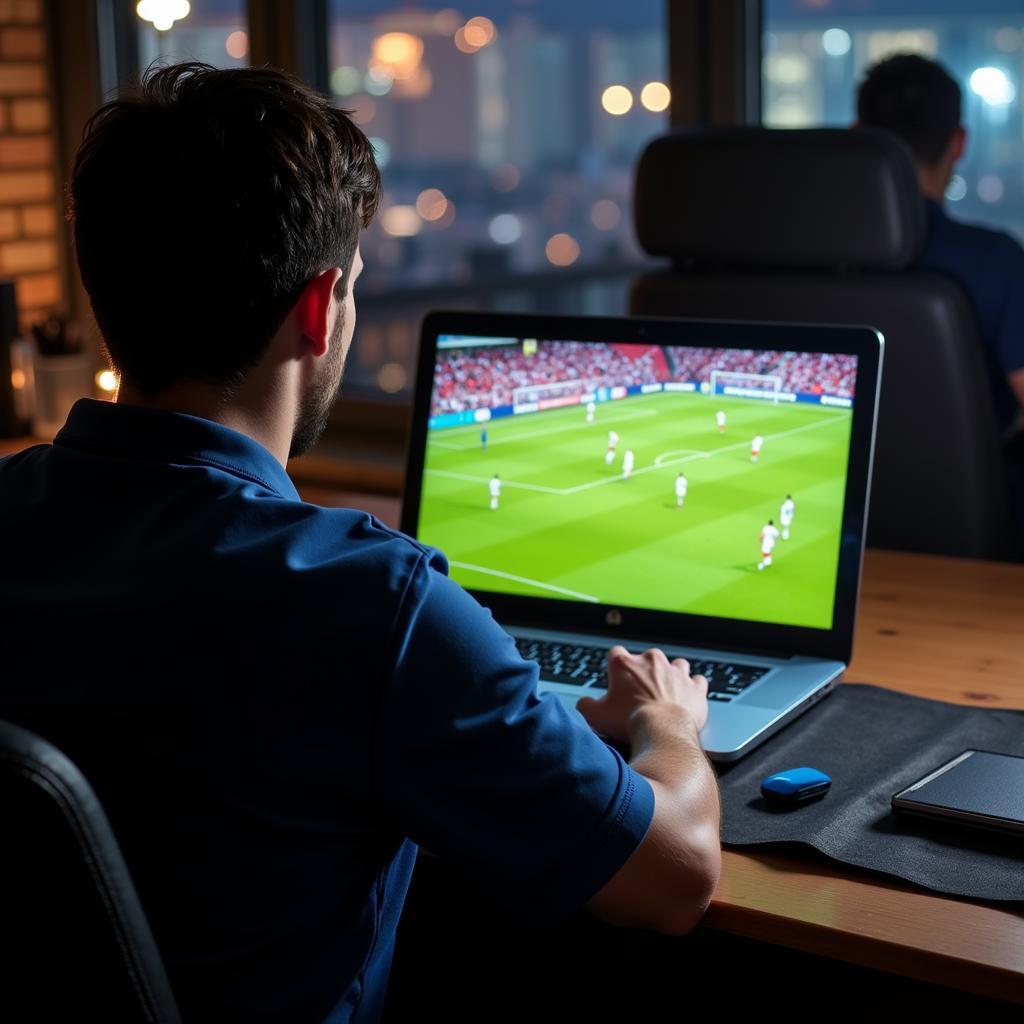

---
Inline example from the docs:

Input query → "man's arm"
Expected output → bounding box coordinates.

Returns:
[579,647,722,936]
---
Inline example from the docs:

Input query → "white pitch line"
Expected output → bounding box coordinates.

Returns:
[561,415,846,495]
[654,448,708,467]
[449,561,600,603]
[425,469,563,494]
[431,408,659,449]
[425,413,846,498]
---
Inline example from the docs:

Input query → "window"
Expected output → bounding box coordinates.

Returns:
[763,0,1024,243]
[326,1,667,398]
[136,0,249,69]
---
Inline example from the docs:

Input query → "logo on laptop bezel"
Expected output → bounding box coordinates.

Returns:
[605,609,622,626]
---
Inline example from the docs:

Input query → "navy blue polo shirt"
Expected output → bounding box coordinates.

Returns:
[0,399,654,1023]
[919,198,1024,435]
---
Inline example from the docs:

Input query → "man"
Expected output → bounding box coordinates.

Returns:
[586,398,596,423]
[605,428,619,465]
[622,448,635,480]
[751,433,764,463]
[0,65,720,1023]
[780,494,795,540]
[716,409,726,435]
[489,472,501,510]
[758,519,780,571]
[675,472,688,509]
[857,54,1024,440]
[480,425,488,450]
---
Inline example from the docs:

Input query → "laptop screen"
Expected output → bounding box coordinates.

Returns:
[414,331,859,631]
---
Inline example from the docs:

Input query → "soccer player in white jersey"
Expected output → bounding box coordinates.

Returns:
[675,472,688,508]
[757,519,780,570]
[780,494,796,540]
[605,429,619,465]
[586,399,596,423]
[489,474,501,511]
[716,409,726,434]
[622,449,635,480]
[751,434,764,463]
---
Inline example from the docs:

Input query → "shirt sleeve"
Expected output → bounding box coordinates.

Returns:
[373,550,654,926]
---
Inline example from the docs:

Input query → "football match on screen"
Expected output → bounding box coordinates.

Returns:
[418,336,857,631]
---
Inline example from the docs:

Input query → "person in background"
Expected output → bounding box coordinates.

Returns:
[857,54,1024,450]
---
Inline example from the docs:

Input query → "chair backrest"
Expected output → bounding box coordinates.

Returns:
[631,127,1012,559]
[0,719,181,1023]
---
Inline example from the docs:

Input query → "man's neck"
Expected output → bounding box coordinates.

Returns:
[116,379,294,467]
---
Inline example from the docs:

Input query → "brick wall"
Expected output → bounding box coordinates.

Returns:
[0,0,62,331]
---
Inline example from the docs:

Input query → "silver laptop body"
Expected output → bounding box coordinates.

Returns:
[402,312,883,762]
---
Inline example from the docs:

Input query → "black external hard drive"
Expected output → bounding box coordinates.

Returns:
[891,750,1024,838]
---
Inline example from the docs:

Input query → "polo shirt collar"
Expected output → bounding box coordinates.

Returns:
[54,398,300,500]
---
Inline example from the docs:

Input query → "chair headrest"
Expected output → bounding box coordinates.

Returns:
[634,128,926,271]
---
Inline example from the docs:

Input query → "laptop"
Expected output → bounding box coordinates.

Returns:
[401,311,883,761]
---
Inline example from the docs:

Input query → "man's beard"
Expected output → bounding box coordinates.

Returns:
[289,314,347,459]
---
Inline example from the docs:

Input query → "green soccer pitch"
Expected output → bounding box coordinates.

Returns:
[417,390,854,630]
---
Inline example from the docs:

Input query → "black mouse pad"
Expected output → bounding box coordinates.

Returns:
[715,683,1024,903]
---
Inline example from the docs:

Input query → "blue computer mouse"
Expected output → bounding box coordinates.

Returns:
[761,767,832,804]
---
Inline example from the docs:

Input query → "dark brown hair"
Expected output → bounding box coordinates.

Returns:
[857,54,961,167]
[69,62,381,397]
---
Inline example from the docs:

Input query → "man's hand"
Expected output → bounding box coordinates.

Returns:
[576,645,708,747]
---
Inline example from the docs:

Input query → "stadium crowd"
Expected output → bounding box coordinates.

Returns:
[432,342,857,415]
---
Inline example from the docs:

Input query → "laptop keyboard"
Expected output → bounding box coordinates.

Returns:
[514,637,769,702]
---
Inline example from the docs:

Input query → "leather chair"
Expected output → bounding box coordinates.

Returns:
[0,719,181,1023]
[630,127,1012,559]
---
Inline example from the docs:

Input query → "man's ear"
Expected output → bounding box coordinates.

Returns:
[294,267,344,359]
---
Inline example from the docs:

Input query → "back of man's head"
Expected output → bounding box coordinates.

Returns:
[857,53,961,166]
[69,63,381,398]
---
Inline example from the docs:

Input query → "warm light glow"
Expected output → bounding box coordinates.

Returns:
[454,26,480,54]
[545,233,580,267]
[11,368,25,389]
[491,163,520,192]
[331,65,363,96]
[136,0,190,32]
[601,85,633,115]
[765,54,809,85]
[416,188,448,221]
[381,205,422,237]
[590,199,621,230]
[640,81,670,112]
[225,30,248,59]
[96,370,118,393]
[372,32,424,80]
[377,362,408,394]
[463,16,497,47]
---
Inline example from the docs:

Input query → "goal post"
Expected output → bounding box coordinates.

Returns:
[708,371,783,404]
[512,379,585,406]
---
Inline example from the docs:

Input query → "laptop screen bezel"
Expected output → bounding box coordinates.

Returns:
[401,310,882,665]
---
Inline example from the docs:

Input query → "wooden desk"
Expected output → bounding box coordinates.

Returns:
[312,491,1024,1004]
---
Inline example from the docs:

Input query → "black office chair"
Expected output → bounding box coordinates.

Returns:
[0,719,181,1023]
[630,127,1013,559]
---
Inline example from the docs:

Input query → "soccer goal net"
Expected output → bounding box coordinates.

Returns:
[708,371,783,404]
[512,379,585,406]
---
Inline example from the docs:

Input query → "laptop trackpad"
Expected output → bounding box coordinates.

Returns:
[738,675,815,711]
